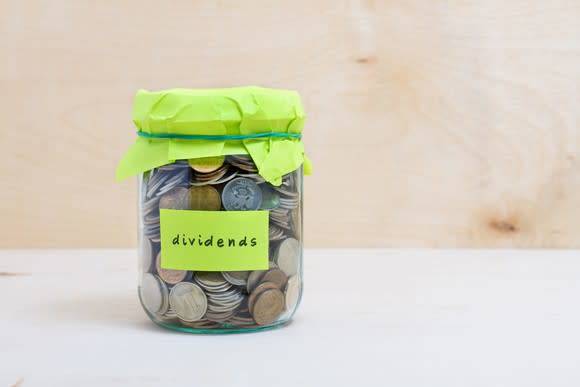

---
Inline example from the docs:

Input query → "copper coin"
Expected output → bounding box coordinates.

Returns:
[248,282,279,315]
[260,269,288,290]
[246,262,278,293]
[155,252,188,285]
[188,156,225,173]
[159,187,190,210]
[246,270,267,294]
[189,186,221,210]
[252,288,285,326]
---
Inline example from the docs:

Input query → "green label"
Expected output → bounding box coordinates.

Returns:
[159,209,269,271]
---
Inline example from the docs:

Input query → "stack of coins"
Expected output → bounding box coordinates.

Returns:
[138,155,303,330]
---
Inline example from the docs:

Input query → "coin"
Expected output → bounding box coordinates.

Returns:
[194,272,229,288]
[261,269,288,290]
[260,185,280,210]
[228,155,258,172]
[190,168,238,186]
[188,156,225,173]
[291,208,301,240]
[246,271,266,294]
[159,187,190,210]
[140,237,154,273]
[189,185,221,210]
[155,252,189,285]
[275,238,300,277]
[169,282,208,322]
[192,164,229,183]
[194,271,244,322]
[222,177,262,211]
[248,281,280,315]
[246,261,278,293]
[284,275,301,311]
[269,224,286,241]
[252,288,285,326]
[140,273,169,315]
[222,271,250,286]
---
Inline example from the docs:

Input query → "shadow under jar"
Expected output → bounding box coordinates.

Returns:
[117,87,309,333]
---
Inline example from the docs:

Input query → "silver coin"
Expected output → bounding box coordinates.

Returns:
[285,274,301,311]
[194,272,229,288]
[222,177,263,211]
[275,238,300,277]
[222,271,250,286]
[279,197,299,210]
[140,273,169,315]
[169,282,208,322]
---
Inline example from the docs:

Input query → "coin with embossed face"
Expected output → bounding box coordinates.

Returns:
[155,252,189,285]
[252,288,285,326]
[169,282,208,322]
[222,177,262,211]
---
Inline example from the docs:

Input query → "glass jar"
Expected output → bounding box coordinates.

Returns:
[117,87,310,333]
[138,158,303,332]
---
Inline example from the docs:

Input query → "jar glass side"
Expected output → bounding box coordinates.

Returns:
[137,157,303,333]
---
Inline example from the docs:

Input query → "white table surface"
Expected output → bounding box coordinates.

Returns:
[1,249,580,387]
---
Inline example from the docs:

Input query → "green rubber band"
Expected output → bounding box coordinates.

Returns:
[137,131,302,141]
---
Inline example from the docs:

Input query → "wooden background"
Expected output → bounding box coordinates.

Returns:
[1,0,580,248]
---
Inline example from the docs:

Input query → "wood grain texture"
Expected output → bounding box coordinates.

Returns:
[1,0,580,247]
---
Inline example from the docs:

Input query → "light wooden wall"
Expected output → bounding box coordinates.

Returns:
[1,0,580,248]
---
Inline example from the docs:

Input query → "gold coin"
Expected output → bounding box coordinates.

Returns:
[252,289,285,326]
[188,156,225,173]
[155,252,188,285]
[189,186,221,210]
[248,282,279,316]
[260,269,288,290]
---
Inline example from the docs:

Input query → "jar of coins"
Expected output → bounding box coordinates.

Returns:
[117,87,310,333]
